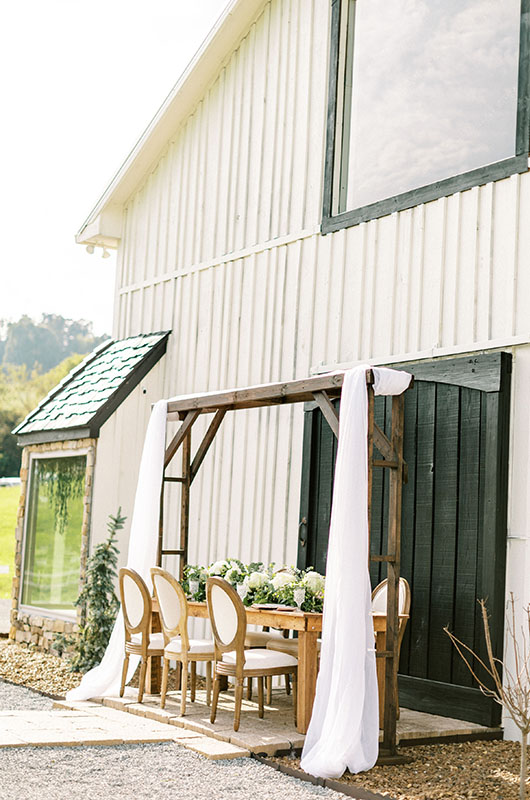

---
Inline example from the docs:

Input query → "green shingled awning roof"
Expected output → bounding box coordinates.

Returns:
[14,331,170,444]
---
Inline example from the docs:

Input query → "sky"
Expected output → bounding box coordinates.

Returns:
[0,0,229,337]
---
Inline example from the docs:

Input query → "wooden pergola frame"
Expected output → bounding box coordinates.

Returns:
[158,369,410,756]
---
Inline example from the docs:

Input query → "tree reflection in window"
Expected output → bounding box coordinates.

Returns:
[21,455,86,615]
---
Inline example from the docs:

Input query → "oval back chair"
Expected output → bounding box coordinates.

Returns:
[206,576,298,730]
[119,567,164,703]
[371,576,411,722]
[151,567,214,714]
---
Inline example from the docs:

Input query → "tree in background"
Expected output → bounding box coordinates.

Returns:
[0,314,109,477]
[0,356,86,477]
[1,314,107,373]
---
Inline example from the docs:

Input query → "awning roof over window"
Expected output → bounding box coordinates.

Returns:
[14,331,170,446]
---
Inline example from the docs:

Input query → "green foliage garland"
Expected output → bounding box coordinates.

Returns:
[183,559,325,612]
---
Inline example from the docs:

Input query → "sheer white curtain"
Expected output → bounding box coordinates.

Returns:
[67,399,168,701]
[300,366,411,779]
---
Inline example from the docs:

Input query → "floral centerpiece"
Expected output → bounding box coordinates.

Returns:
[183,558,325,612]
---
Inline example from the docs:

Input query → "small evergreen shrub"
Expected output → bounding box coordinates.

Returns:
[54,508,125,672]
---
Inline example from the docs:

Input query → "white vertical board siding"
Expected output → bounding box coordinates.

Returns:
[104,0,530,573]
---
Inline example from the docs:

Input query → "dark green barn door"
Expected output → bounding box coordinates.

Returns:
[298,353,511,726]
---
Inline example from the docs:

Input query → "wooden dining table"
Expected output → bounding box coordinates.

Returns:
[187,601,322,734]
[149,600,401,735]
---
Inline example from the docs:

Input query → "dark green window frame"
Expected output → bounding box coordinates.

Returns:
[322,0,530,234]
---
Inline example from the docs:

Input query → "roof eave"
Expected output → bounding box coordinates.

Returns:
[16,428,93,448]
[76,0,268,243]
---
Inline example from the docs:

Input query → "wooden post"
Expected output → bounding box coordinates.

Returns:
[381,393,405,755]
[157,481,164,567]
[367,385,375,564]
[180,431,191,581]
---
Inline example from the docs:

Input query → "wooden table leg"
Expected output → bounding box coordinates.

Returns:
[375,628,385,730]
[147,609,162,695]
[297,630,318,733]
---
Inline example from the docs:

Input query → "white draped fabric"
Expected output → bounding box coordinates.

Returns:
[300,365,412,779]
[66,399,168,701]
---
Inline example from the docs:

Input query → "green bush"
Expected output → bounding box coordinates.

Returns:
[55,509,125,672]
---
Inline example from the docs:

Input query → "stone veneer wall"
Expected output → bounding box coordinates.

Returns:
[10,438,97,652]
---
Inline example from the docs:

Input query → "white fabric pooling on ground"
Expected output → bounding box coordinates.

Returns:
[67,399,167,702]
[300,366,411,779]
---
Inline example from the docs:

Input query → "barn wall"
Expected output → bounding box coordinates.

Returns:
[95,0,530,678]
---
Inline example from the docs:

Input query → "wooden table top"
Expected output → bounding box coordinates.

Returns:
[187,601,323,632]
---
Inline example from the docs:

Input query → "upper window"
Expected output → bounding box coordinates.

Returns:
[323,0,530,231]
[21,455,87,618]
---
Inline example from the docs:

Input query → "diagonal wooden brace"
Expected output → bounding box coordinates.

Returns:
[373,423,397,463]
[164,410,200,468]
[190,409,226,483]
[312,390,339,439]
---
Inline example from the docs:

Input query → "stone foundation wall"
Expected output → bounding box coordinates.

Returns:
[10,438,96,653]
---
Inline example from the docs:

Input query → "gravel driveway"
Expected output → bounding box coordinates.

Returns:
[0,680,345,800]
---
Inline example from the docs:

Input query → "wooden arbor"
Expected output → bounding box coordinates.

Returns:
[158,370,410,756]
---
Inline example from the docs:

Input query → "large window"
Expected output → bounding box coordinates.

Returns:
[323,0,530,232]
[21,455,86,617]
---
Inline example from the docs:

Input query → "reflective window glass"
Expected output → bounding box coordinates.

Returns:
[338,0,521,212]
[21,456,86,616]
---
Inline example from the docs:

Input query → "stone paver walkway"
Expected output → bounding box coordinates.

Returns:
[0,701,249,758]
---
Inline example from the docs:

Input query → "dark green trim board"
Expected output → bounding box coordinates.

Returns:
[322,0,341,220]
[299,353,512,725]
[322,0,530,233]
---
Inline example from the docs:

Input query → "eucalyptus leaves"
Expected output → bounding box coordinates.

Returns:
[183,559,325,612]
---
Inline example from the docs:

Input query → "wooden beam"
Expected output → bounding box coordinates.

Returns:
[373,423,397,463]
[190,409,226,483]
[164,410,200,468]
[167,371,375,419]
[312,391,339,439]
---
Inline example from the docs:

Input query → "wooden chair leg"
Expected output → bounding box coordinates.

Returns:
[234,678,244,731]
[120,654,129,697]
[176,661,182,690]
[180,660,188,716]
[257,676,264,719]
[160,657,170,709]
[292,670,298,728]
[247,677,252,700]
[211,674,221,723]
[190,662,197,702]
[138,658,148,704]
[206,661,212,706]
[284,673,291,695]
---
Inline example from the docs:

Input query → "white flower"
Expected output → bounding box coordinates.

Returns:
[271,572,297,590]
[225,567,240,585]
[209,560,229,576]
[247,571,269,589]
[303,571,325,595]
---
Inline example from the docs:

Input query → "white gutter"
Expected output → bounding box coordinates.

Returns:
[76,0,268,248]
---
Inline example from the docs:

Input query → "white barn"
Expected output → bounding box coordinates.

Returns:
[13,0,530,739]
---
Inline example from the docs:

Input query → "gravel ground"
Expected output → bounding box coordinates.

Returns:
[1,641,528,800]
[0,731,345,800]
[275,741,528,800]
[0,678,54,710]
[0,640,81,697]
